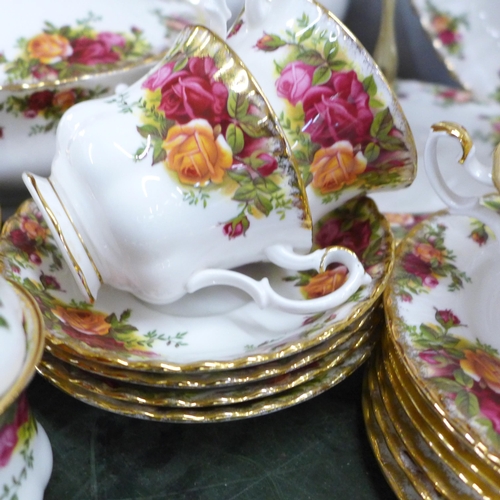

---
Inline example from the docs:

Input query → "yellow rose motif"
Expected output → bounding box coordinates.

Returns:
[22,218,49,241]
[460,349,500,394]
[301,266,348,299]
[27,33,73,64]
[414,242,443,264]
[52,305,111,336]
[52,90,76,111]
[163,119,233,185]
[310,141,367,194]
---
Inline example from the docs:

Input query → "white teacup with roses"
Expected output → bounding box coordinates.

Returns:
[23,25,370,314]
[226,0,417,223]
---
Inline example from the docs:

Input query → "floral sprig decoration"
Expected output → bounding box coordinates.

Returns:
[132,35,300,239]
[254,14,414,203]
[3,12,153,84]
[409,308,500,448]
[393,222,470,301]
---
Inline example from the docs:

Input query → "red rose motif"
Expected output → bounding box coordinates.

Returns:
[438,30,460,46]
[27,90,54,112]
[69,37,120,65]
[472,386,500,434]
[302,70,373,147]
[223,216,249,239]
[402,253,432,281]
[435,309,461,329]
[255,152,278,176]
[9,229,36,254]
[154,57,229,126]
[0,424,18,467]
[276,61,316,106]
[142,62,175,91]
[14,394,29,428]
[97,32,126,49]
[314,218,371,259]
[419,349,458,377]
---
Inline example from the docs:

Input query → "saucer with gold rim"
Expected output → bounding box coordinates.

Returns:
[0,196,392,372]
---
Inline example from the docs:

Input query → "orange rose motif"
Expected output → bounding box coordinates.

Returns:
[460,349,500,394]
[21,218,48,241]
[431,15,450,33]
[310,141,367,194]
[52,90,76,111]
[52,305,111,336]
[27,33,73,64]
[414,242,443,264]
[163,119,233,185]
[301,266,348,299]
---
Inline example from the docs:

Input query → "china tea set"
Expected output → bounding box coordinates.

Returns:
[3,0,500,498]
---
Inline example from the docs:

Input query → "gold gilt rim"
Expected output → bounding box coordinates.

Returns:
[45,304,383,387]
[38,324,376,408]
[363,352,437,499]
[383,335,500,492]
[36,338,375,422]
[377,349,492,499]
[27,196,393,372]
[310,0,418,174]
[0,280,45,415]
[383,200,500,468]
[0,52,163,92]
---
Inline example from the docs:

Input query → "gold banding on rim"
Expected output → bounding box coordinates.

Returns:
[47,178,103,284]
[24,173,97,303]
[492,144,500,194]
[431,121,473,164]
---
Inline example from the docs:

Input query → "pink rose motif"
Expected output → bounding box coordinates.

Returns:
[68,37,120,65]
[438,30,460,46]
[419,349,458,377]
[223,215,249,239]
[314,218,371,259]
[97,32,126,49]
[472,386,500,434]
[255,152,278,177]
[0,424,18,467]
[302,70,373,147]
[276,61,316,106]
[142,62,175,91]
[423,275,439,288]
[153,57,229,126]
[435,309,461,329]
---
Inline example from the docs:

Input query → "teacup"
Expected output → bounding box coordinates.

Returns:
[23,25,370,314]
[425,121,500,236]
[0,276,52,500]
[225,0,417,222]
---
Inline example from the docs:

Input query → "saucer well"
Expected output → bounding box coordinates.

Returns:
[385,195,500,472]
[0,196,392,371]
[34,331,377,423]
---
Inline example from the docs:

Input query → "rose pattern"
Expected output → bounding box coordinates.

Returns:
[52,305,111,336]
[27,33,73,64]
[301,267,348,299]
[254,14,414,201]
[135,36,300,239]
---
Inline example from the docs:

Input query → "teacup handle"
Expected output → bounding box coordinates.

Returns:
[186,245,371,314]
[424,121,500,237]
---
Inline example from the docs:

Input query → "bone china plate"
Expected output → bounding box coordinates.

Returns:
[0,196,392,371]
[385,194,500,468]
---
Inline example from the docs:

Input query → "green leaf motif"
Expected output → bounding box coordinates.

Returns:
[0,316,8,328]
[233,183,257,202]
[323,40,339,64]
[432,377,463,393]
[370,108,394,138]
[152,139,166,165]
[455,389,479,418]
[136,124,161,139]
[227,169,252,183]
[254,176,281,194]
[362,75,377,97]
[297,25,315,43]
[364,143,380,163]
[227,90,249,120]
[453,368,474,388]
[312,66,332,86]
[226,124,245,155]
[254,193,273,216]
[297,49,325,67]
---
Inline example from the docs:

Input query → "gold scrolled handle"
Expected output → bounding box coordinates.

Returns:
[430,121,473,164]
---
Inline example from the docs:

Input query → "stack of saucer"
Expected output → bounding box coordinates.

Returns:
[0,195,391,422]
[363,194,500,498]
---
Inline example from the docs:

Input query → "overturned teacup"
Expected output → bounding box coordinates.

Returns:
[226,0,417,222]
[425,121,500,236]
[24,25,370,314]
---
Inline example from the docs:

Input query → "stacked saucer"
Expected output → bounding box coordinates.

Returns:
[364,194,500,498]
[1,195,391,422]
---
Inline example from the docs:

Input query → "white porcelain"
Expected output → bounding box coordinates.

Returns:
[410,0,500,102]
[425,121,500,236]
[386,199,500,461]
[226,0,417,223]
[0,277,25,397]
[0,0,228,185]
[0,279,51,499]
[23,24,369,313]
[370,80,496,214]
[0,196,389,369]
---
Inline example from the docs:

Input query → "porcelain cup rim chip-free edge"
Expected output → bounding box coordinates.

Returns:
[23,23,371,315]
[424,120,500,237]
[226,0,417,223]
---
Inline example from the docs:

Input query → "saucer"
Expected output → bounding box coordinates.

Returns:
[35,332,377,422]
[370,79,497,216]
[0,196,392,371]
[38,322,376,408]
[45,304,382,388]
[410,0,500,101]
[385,194,500,468]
